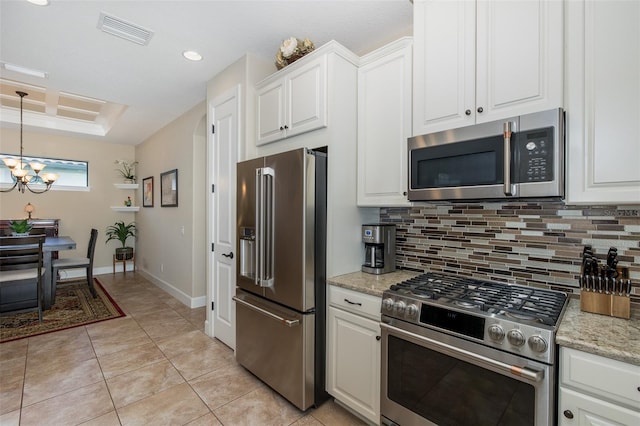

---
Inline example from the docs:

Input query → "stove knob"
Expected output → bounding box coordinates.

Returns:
[507,329,526,347]
[488,324,505,341]
[528,335,548,353]
[406,304,419,318]
[382,298,395,312]
[394,300,406,314]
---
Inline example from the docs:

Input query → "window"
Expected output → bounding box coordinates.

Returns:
[0,154,89,190]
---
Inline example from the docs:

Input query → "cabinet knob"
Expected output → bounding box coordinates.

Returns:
[284,125,289,130]
[563,410,574,419]
[477,107,484,113]
[465,109,471,116]
[403,191,407,196]
[376,336,381,341]
[279,126,284,131]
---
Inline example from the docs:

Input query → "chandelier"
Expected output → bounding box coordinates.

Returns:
[1,91,57,194]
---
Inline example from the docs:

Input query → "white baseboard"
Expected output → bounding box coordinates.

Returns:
[135,269,206,309]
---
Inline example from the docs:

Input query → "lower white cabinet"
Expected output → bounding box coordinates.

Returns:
[558,347,640,425]
[327,286,381,425]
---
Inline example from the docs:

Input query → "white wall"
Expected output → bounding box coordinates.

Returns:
[134,101,207,307]
[0,128,136,273]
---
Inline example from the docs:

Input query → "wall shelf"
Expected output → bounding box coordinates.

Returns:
[111,206,140,212]
[114,183,139,189]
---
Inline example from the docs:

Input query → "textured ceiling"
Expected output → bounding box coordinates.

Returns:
[0,0,413,145]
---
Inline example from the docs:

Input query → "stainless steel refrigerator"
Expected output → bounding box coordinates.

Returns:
[233,147,328,410]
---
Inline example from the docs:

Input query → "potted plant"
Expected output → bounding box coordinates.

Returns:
[114,159,138,183]
[105,221,137,260]
[9,219,32,236]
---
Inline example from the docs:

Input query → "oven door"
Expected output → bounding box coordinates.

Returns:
[380,320,554,426]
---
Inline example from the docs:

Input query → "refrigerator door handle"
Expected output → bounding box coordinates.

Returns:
[256,167,275,288]
[233,296,300,327]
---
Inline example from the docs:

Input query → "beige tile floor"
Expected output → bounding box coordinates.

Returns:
[0,273,367,426]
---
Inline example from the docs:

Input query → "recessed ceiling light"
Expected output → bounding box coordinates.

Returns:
[27,0,49,5]
[2,63,48,78]
[183,50,203,61]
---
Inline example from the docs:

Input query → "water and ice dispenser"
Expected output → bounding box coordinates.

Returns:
[239,227,255,280]
[362,224,396,275]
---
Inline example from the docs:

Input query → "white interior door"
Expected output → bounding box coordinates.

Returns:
[210,86,240,349]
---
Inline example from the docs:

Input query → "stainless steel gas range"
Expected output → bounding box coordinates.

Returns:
[380,272,568,426]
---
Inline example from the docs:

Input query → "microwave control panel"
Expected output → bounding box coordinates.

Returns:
[515,127,554,183]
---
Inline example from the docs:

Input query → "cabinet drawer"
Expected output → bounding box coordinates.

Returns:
[561,347,640,410]
[328,285,381,321]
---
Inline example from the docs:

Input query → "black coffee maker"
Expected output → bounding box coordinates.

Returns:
[362,224,396,274]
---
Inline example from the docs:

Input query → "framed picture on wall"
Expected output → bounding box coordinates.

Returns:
[142,176,154,207]
[160,169,178,207]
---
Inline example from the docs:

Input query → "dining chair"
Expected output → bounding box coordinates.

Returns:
[51,228,98,301]
[0,235,45,322]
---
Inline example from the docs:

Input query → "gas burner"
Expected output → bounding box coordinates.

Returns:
[503,310,543,323]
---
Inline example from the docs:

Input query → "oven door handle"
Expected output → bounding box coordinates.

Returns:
[380,322,544,383]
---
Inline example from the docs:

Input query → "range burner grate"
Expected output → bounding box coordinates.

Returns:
[390,272,567,326]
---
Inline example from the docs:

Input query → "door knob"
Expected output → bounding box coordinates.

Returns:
[563,410,574,419]
[222,252,234,259]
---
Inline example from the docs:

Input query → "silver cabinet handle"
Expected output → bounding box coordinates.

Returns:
[233,296,299,327]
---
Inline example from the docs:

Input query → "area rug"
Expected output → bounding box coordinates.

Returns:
[0,278,125,343]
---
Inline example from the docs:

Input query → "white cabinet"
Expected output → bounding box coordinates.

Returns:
[558,347,640,425]
[412,0,563,135]
[565,0,640,205]
[256,55,327,145]
[327,285,381,425]
[357,37,413,207]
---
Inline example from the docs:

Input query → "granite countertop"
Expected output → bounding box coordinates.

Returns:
[327,270,421,297]
[556,298,640,366]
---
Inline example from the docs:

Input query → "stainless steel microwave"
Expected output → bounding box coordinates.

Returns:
[408,108,565,201]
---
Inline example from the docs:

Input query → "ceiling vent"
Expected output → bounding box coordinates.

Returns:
[98,12,154,46]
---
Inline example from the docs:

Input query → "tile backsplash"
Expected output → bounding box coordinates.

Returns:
[380,202,640,317]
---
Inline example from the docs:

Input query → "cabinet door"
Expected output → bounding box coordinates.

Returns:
[476,0,563,123]
[327,306,380,424]
[358,40,412,206]
[413,0,476,135]
[286,55,327,138]
[559,387,640,426]
[566,0,640,204]
[256,79,285,146]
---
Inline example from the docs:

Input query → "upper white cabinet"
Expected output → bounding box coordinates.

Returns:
[357,37,413,207]
[412,0,563,135]
[565,0,640,205]
[256,55,327,146]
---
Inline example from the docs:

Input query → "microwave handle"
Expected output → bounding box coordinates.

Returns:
[503,122,515,196]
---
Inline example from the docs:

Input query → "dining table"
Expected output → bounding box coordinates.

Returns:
[43,236,76,309]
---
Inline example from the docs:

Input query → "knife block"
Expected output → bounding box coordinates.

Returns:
[580,291,611,316]
[611,294,631,319]
[580,290,630,319]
